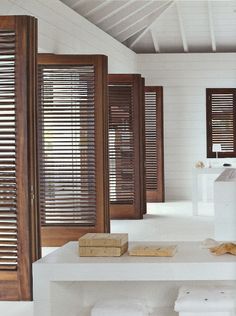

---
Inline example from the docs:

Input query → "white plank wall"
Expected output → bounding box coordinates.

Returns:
[0,0,137,73]
[138,53,236,200]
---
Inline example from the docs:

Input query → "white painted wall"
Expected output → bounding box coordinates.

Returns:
[1,0,137,73]
[137,53,236,200]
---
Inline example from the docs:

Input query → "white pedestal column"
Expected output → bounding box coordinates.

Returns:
[214,168,236,241]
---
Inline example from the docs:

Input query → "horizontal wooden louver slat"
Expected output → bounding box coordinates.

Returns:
[145,91,157,191]
[207,89,236,158]
[211,93,234,152]
[38,65,97,227]
[109,85,135,205]
[0,29,18,272]
[0,15,40,301]
[145,87,164,202]
[108,74,145,219]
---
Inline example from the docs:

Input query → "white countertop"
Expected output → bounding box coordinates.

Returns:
[34,241,236,281]
[193,166,226,174]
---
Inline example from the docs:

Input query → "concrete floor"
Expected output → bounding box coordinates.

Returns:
[0,201,214,316]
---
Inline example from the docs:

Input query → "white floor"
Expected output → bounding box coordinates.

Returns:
[0,201,214,316]
[112,201,214,242]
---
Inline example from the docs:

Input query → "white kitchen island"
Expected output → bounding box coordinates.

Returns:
[33,241,236,316]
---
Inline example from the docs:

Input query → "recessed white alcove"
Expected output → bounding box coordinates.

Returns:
[50,281,236,316]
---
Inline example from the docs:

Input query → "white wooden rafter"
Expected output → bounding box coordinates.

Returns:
[129,0,175,49]
[207,0,216,52]
[118,25,147,43]
[176,1,188,52]
[85,1,111,18]
[150,28,160,53]
[96,0,136,25]
[71,0,86,10]
[117,1,173,43]
[115,1,166,37]
[106,0,153,32]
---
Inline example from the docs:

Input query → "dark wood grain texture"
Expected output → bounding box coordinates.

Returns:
[141,78,147,214]
[206,88,236,158]
[0,15,40,301]
[38,54,110,246]
[145,86,164,202]
[108,74,146,219]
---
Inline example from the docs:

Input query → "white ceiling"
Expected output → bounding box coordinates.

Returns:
[61,0,236,53]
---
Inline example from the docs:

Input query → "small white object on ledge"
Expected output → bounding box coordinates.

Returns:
[175,286,236,316]
[212,143,222,159]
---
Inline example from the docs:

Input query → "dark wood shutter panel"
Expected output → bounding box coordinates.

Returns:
[0,16,40,301]
[140,78,146,214]
[108,84,135,206]
[207,88,236,158]
[38,54,109,246]
[108,74,145,219]
[145,86,164,202]
[0,26,17,274]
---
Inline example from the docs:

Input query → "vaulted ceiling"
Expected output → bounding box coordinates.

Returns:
[61,0,236,53]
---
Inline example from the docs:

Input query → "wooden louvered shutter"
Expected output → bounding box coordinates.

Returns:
[38,54,109,246]
[145,86,164,202]
[108,74,145,219]
[140,78,146,214]
[0,16,40,300]
[207,88,236,158]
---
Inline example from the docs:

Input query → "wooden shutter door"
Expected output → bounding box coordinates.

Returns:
[140,78,146,214]
[108,74,145,219]
[207,88,236,158]
[38,54,109,246]
[145,86,164,202]
[0,16,40,300]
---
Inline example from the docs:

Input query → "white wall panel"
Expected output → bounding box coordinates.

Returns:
[138,53,236,200]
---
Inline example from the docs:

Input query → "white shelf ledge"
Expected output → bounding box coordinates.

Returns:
[33,241,236,316]
[34,241,236,282]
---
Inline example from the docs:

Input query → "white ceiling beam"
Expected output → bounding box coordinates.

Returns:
[176,1,188,52]
[120,26,148,44]
[106,1,152,32]
[96,0,136,25]
[129,0,175,48]
[117,1,173,43]
[150,28,160,53]
[207,0,216,52]
[115,2,166,37]
[117,25,147,43]
[85,1,111,18]
[71,0,86,10]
